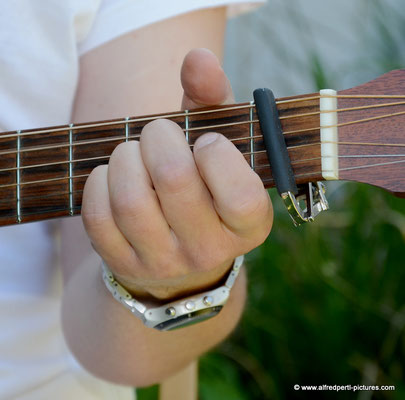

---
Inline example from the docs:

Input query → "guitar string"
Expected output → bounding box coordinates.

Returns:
[3,157,405,209]
[0,97,403,190]
[0,95,321,140]
[1,145,405,174]
[0,95,404,141]
[0,153,404,192]
[1,93,404,217]
[3,157,405,219]
[0,136,404,175]
[1,105,405,158]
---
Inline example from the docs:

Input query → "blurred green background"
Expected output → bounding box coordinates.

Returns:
[138,1,405,399]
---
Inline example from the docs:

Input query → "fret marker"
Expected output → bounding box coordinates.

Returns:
[69,124,74,215]
[16,131,21,223]
[185,110,189,144]
[320,89,338,180]
[125,117,129,142]
[249,101,255,171]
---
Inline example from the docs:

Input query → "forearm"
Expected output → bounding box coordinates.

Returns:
[61,255,246,387]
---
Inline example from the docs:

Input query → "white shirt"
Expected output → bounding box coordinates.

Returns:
[0,1,262,398]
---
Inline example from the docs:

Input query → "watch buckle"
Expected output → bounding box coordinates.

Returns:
[281,182,329,226]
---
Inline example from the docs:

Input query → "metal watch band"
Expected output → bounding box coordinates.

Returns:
[101,255,244,331]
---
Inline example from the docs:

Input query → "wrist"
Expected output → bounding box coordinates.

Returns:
[111,258,238,302]
[101,256,245,331]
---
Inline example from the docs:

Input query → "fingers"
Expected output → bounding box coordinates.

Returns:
[107,141,178,268]
[81,48,272,295]
[140,119,226,257]
[81,165,136,270]
[193,132,273,246]
[181,48,234,109]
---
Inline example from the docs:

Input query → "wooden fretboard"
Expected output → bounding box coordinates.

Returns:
[0,94,320,227]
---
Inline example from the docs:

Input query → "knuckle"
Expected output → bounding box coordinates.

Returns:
[154,161,196,194]
[255,205,273,244]
[111,140,138,158]
[228,188,270,223]
[81,206,110,235]
[109,185,148,220]
[141,118,180,138]
[189,237,233,272]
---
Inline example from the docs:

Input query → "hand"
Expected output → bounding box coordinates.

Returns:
[81,48,273,300]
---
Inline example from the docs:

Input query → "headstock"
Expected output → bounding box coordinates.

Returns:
[337,69,405,198]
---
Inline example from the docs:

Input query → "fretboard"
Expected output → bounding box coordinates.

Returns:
[0,94,320,227]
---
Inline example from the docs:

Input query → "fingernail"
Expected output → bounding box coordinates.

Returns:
[194,133,219,149]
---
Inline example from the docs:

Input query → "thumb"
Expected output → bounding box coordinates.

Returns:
[181,48,234,110]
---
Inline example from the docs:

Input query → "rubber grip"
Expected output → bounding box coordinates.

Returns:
[253,88,298,195]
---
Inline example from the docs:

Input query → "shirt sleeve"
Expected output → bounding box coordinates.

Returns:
[77,0,265,55]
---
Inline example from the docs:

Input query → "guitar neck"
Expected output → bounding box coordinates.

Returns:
[2,69,405,228]
[0,94,321,227]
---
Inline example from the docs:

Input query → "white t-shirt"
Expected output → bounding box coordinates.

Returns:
[0,1,262,399]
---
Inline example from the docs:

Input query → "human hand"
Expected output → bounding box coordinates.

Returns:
[82,48,273,300]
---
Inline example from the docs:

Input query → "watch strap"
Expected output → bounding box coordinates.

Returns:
[101,255,244,330]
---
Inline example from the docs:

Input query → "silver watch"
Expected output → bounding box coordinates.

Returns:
[101,255,244,331]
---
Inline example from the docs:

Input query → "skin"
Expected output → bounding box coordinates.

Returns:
[61,8,273,387]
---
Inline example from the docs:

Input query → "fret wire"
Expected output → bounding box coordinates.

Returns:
[125,117,130,142]
[249,101,255,171]
[16,131,21,223]
[69,124,74,215]
[185,110,189,143]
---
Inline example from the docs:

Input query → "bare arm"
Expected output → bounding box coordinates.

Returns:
[61,8,272,387]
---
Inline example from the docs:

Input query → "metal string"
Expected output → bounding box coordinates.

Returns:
[1,158,404,213]
[1,95,404,141]
[1,105,405,158]
[0,94,404,198]
[0,137,404,175]
[0,153,404,191]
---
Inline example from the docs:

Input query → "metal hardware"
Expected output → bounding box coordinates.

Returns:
[281,182,329,226]
[101,255,244,331]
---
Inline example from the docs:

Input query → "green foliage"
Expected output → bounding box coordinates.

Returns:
[136,385,158,400]
[199,184,405,399]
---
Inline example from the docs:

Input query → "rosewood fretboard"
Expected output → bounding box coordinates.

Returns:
[0,94,320,227]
